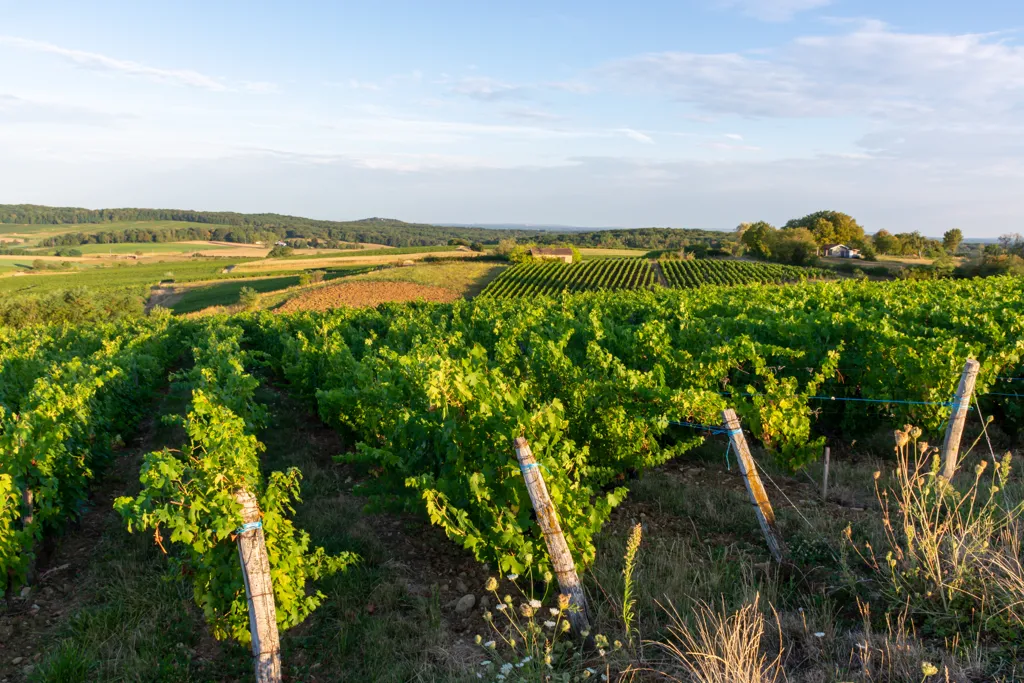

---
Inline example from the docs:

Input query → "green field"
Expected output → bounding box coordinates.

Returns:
[0,259,264,297]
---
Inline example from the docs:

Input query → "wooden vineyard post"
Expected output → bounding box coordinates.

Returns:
[513,437,591,637]
[234,490,282,683]
[821,446,830,501]
[940,359,981,481]
[22,488,35,584]
[721,410,788,564]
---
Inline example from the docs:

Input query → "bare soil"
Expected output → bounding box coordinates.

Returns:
[277,281,461,312]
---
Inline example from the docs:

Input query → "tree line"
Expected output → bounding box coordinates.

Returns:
[6,204,733,251]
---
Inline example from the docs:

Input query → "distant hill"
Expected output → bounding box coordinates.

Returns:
[0,204,733,251]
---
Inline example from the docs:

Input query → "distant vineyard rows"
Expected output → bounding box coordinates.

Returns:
[480,258,833,298]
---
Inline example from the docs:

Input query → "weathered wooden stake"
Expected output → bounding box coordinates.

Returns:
[821,446,830,501]
[513,437,591,637]
[940,359,981,481]
[22,488,35,583]
[721,410,788,564]
[234,490,282,683]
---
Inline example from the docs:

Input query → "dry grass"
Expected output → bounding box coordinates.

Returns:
[657,594,783,683]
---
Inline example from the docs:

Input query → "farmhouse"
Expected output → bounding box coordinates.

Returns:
[822,243,861,259]
[530,247,574,264]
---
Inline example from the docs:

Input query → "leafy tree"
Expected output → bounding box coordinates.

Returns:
[784,211,865,248]
[740,221,777,259]
[942,228,963,254]
[771,228,818,265]
[873,230,900,255]
[268,245,294,258]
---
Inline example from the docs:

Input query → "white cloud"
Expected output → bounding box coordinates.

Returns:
[448,76,527,101]
[604,23,1024,123]
[724,133,744,140]
[618,128,655,144]
[716,0,832,22]
[0,36,273,92]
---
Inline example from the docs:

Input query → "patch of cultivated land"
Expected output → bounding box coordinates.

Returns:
[351,260,507,297]
[277,281,461,311]
[235,248,475,272]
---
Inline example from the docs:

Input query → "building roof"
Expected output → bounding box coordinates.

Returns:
[822,243,846,250]
[530,247,574,256]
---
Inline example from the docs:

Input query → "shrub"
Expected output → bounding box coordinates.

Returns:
[268,245,294,258]
[238,286,260,310]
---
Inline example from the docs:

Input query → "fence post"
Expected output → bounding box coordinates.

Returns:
[940,359,981,481]
[513,437,591,637]
[821,446,830,501]
[234,490,282,683]
[720,410,788,564]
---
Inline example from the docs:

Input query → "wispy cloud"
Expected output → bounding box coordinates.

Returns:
[348,79,382,91]
[448,76,528,101]
[503,107,565,122]
[715,0,832,22]
[604,22,1024,123]
[0,36,274,93]
[0,94,130,126]
[618,128,655,144]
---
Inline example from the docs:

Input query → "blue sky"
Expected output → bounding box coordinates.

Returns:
[1,1,1023,236]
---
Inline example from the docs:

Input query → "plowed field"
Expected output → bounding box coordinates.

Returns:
[277,281,460,312]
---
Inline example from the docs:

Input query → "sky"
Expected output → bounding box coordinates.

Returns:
[1,1,1023,236]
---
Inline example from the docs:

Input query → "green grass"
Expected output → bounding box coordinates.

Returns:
[0,260,257,298]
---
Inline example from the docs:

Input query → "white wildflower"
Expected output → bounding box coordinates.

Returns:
[544,620,556,629]
[507,573,519,580]
[529,599,542,609]
[495,603,507,611]
[599,648,606,657]
[480,660,491,666]
[814,632,825,638]
[501,663,513,674]
[549,608,559,616]
[485,641,496,649]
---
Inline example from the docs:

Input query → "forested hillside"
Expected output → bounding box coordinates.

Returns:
[1,204,732,250]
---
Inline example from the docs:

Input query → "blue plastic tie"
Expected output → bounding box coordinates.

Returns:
[724,441,733,471]
[236,521,262,535]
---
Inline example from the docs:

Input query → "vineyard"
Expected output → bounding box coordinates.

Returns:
[480,257,832,298]
[480,258,656,298]
[3,276,1024,679]
[660,258,832,288]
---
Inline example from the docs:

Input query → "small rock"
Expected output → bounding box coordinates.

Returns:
[479,595,491,610]
[18,587,30,599]
[43,587,54,598]
[11,657,23,665]
[455,578,468,594]
[455,594,476,614]
[22,665,34,676]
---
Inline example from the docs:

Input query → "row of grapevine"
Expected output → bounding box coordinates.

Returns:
[0,316,179,591]
[660,258,832,288]
[481,258,656,299]
[243,275,1024,576]
[481,257,831,299]
[115,320,357,642]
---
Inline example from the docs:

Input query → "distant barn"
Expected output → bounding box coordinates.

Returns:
[530,247,574,264]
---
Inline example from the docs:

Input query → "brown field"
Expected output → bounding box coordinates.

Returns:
[276,281,461,312]
[235,249,480,273]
